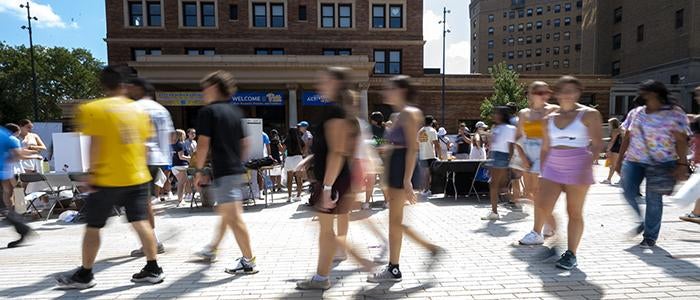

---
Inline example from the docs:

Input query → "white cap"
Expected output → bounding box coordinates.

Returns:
[475,121,488,129]
[438,127,447,136]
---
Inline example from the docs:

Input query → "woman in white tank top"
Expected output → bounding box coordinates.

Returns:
[519,76,603,271]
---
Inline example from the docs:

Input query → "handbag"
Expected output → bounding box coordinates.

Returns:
[638,124,678,196]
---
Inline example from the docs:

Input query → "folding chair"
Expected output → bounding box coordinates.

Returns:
[18,173,47,218]
[20,173,74,221]
[67,172,121,220]
[467,161,490,202]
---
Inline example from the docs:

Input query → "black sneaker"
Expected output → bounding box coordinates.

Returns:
[367,264,402,283]
[639,238,656,249]
[555,250,578,270]
[55,269,96,290]
[131,267,165,284]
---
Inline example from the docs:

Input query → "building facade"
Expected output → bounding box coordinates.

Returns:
[470,0,585,74]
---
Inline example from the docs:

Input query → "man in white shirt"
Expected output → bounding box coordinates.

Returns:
[417,116,441,195]
[128,77,174,257]
[298,121,313,156]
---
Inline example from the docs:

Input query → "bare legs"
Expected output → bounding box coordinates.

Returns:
[533,179,562,234]
[217,202,253,258]
[316,213,336,277]
[175,171,187,205]
[606,153,619,182]
[387,188,438,265]
[563,185,589,255]
[82,221,157,269]
[488,168,509,214]
[286,171,303,200]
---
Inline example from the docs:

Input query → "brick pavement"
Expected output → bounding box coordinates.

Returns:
[1,165,699,299]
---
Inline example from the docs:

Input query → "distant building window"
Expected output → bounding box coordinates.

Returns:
[508,37,514,45]
[553,60,560,69]
[374,50,401,74]
[186,48,215,55]
[565,3,572,11]
[339,4,352,28]
[229,4,238,20]
[298,5,307,21]
[526,22,533,30]
[527,8,533,16]
[563,59,570,68]
[270,3,284,27]
[576,15,582,23]
[553,32,560,41]
[526,36,532,44]
[502,38,507,45]
[564,45,571,54]
[670,74,680,84]
[536,20,542,29]
[518,10,524,18]
[637,24,644,41]
[526,49,532,57]
[488,14,495,22]
[488,53,494,62]
[676,9,684,29]
[488,27,494,35]
[554,18,561,27]
[389,5,402,28]
[518,37,524,45]
[183,2,197,27]
[128,1,143,26]
[509,24,515,32]
[564,17,571,26]
[535,34,542,43]
[255,48,285,55]
[131,48,161,60]
[147,1,162,26]
[488,40,494,48]
[613,33,622,49]
[575,43,582,51]
[201,2,215,27]
[253,3,267,27]
[553,47,560,55]
[323,48,352,56]
[576,1,583,8]
[518,23,524,31]
[509,11,515,19]
[517,50,523,58]
[321,4,335,28]
[612,60,621,76]
[554,4,561,13]
[372,5,385,28]
[525,64,532,71]
[564,31,571,40]
[614,7,622,23]
[508,51,514,59]
[517,64,523,70]
[535,48,542,56]
[536,7,543,15]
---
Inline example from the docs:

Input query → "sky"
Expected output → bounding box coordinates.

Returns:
[0,0,471,74]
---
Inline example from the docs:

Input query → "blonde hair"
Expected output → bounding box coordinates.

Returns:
[175,129,186,142]
[201,70,238,97]
[608,118,621,130]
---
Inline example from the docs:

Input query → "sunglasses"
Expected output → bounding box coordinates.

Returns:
[531,91,551,96]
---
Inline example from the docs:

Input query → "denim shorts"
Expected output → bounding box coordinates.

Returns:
[210,174,246,204]
[486,151,510,169]
[523,138,543,174]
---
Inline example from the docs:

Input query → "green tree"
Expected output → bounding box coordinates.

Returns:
[0,43,103,124]
[480,62,528,122]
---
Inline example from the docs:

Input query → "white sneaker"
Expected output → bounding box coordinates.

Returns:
[361,202,371,210]
[481,212,500,220]
[519,231,545,245]
[599,179,611,184]
[167,192,174,200]
[543,224,555,237]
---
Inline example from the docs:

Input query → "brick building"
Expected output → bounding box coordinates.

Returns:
[105,0,611,132]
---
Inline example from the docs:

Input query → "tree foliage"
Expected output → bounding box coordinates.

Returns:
[0,43,103,124]
[480,62,528,122]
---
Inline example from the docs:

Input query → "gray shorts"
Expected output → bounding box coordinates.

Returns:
[210,174,245,205]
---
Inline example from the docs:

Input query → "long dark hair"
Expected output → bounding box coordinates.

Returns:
[324,67,357,116]
[639,79,677,106]
[493,106,513,125]
[388,75,417,103]
[286,127,303,154]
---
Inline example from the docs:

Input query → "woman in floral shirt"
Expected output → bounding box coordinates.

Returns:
[616,80,690,248]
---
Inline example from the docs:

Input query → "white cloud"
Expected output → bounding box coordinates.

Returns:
[423,9,442,42]
[447,41,470,60]
[0,0,77,28]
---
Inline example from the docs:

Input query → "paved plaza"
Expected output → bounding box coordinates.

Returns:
[1,165,699,300]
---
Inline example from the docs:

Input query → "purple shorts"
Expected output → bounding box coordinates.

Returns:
[541,147,594,185]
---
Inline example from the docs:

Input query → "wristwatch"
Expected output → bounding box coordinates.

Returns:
[323,185,333,192]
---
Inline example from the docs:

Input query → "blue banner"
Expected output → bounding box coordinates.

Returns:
[302,92,333,106]
[231,91,285,106]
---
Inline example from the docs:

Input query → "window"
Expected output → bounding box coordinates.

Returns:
[503,11,508,18]
[131,48,161,60]
[535,63,542,71]
[518,23,524,31]
[670,74,680,84]
[253,3,267,27]
[147,2,161,26]
[536,20,542,29]
[517,50,523,58]
[547,19,550,26]
[535,34,542,43]
[553,60,560,69]
[564,31,571,40]
[526,36,532,44]
[563,59,570,68]
[518,37,524,45]
[518,10,524,18]
[128,1,143,26]
[509,11,515,19]
[553,47,560,55]
[389,5,402,28]
[575,43,581,51]
[183,2,197,26]
[576,15,582,23]
[614,7,622,23]
[536,7,543,15]
[576,1,582,8]
[374,50,401,74]
[527,8,533,16]
[503,25,507,31]
[488,27,494,35]
[339,4,352,28]
[676,9,684,29]
[270,3,284,27]
[508,64,514,70]
[323,48,352,56]
[554,4,561,13]
[298,5,307,21]
[508,51,514,59]
[526,22,533,30]
[525,64,532,71]
[535,48,542,56]
[565,3,572,11]
[637,24,644,42]
[517,64,523,70]
[564,45,571,54]
[488,14,495,22]
[526,49,532,57]
[508,37,514,45]
[488,53,494,62]
[509,24,515,32]
[229,4,238,20]
[564,17,571,26]
[612,60,621,76]
[502,52,506,58]
[553,32,560,41]
[502,38,507,45]
[321,4,334,28]
[201,2,215,27]
[554,18,561,27]
[613,33,622,49]
[186,48,215,55]
[372,5,385,28]
[255,48,285,55]
[546,33,550,39]
[488,40,494,48]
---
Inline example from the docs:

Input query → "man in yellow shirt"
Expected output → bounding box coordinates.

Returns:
[56,66,165,289]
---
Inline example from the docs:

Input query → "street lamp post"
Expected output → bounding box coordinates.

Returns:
[439,7,451,124]
[20,1,40,120]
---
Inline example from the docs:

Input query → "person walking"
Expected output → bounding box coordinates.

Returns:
[1,123,34,248]
[417,116,441,196]
[481,107,517,221]
[192,71,258,275]
[600,118,623,185]
[616,80,690,248]
[284,127,305,202]
[367,75,443,283]
[532,76,603,270]
[679,86,700,224]
[518,81,559,245]
[127,77,174,257]
[55,66,165,289]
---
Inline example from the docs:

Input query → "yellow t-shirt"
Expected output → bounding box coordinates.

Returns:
[76,96,152,187]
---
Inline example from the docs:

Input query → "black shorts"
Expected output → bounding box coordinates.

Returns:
[386,149,421,189]
[419,159,436,169]
[84,183,149,228]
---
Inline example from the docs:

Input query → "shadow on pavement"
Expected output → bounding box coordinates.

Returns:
[511,246,605,299]
[135,264,242,299]
[358,281,435,299]
[625,245,700,281]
